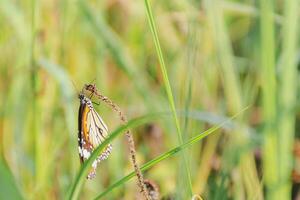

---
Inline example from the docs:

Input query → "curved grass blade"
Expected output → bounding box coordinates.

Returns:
[78,1,155,107]
[94,106,249,199]
[39,58,76,136]
[68,113,161,200]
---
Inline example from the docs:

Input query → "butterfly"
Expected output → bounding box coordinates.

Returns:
[78,92,112,179]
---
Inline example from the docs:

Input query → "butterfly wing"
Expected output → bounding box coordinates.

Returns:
[78,96,112,179]
[87,108,112,161]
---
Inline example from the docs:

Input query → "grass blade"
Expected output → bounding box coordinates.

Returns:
[277,0,299,199]
[38,58,76,135]
[94,106,249,199]
[143,0,193,197]
[68,113,160,200]
[0,158,23,200]
[259,1,278,199]
[78,1,154,106]
[204,0,262,198]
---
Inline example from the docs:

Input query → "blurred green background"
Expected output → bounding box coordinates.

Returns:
[0,0,299,199]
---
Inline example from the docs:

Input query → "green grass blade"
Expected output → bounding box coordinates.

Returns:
[68,113,160,200]
[38,59,76,135]
[143,0,193,197]
[94,106,249,199]
[78,1,153,106]
[204,0,242,112]
[204,1,262,198]
[277,0,299,199]
[259,1,278,199]
[0,158,23,200]
[30,0,40,189]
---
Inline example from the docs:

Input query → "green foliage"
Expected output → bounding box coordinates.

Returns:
[0,0,299,199]
[0,159,23,200]
[144,0,193,197]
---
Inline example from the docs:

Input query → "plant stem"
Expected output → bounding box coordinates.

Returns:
[277,0,299,199]
[84,84,150,200]
[143,0,193,197]
[259,1,278,199]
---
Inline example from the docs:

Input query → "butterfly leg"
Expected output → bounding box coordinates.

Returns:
[87,160,98,179]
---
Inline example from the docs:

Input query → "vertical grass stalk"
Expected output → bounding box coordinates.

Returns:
[204,0,262,198]
[259,1,278,199]
[30,0,39,186]
[143,0,193,197]
[277,0,299,199]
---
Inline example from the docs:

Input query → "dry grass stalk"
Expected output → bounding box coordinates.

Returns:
[84,84,151,200]
[143,179,159,200]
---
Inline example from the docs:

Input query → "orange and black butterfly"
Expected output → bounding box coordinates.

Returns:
[78,91,112,179]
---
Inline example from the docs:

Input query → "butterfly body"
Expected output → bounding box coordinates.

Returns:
[78,93,112,179]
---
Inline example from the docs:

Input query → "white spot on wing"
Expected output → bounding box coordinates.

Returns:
[78,147,82,156]
[82,148,91,159]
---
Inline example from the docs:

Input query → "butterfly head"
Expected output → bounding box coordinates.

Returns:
[78,93,85,101]
[78,93,93,108]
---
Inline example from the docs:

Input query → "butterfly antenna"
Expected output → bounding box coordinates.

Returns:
[70,78,80,95]
[85,78,97,98]
[91,77,97,84]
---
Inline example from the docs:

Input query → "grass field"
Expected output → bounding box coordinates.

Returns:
[0,0,299,199]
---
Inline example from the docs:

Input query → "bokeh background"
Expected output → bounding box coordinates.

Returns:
[0,0,299,199]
